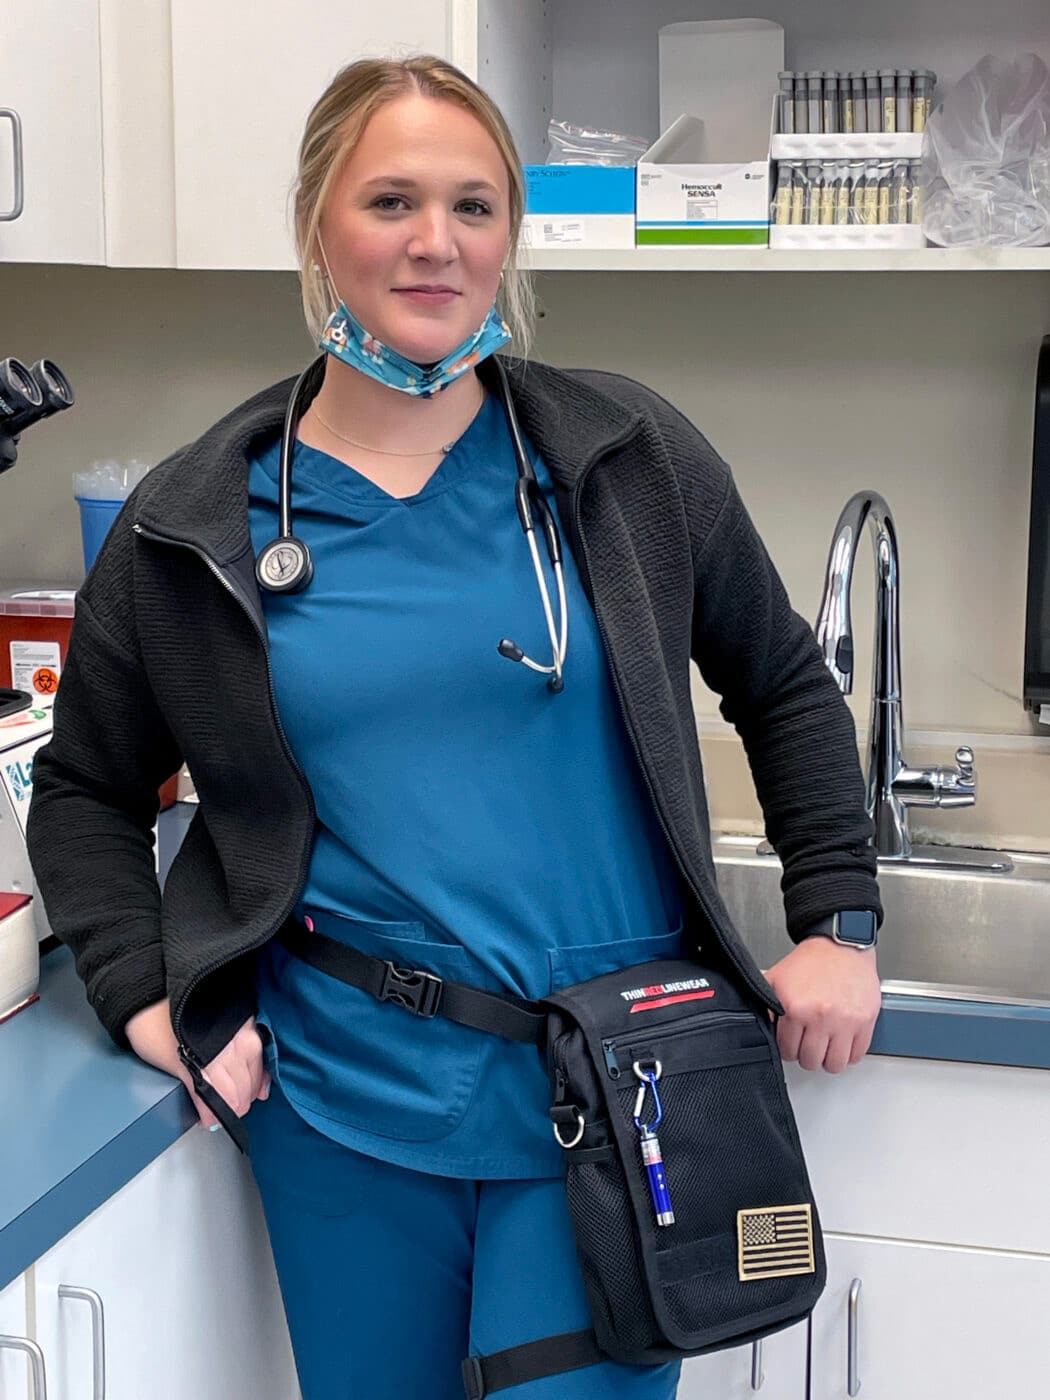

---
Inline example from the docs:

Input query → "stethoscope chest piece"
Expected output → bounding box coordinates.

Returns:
[255,535,314,594]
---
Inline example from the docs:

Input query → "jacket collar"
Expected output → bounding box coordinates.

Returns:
[134,355,646,565]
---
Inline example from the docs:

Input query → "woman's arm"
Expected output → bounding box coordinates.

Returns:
[26,517,182,1052]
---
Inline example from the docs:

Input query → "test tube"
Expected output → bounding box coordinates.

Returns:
[880,70,897,133]
[896,71,912,133]
[862,161,880,225]
[891,161,909,224]
[807,72,823,134]
[877,162,892,224]
[794,74,809,134]
[840,74,854,133]
[772,163,793,224]
[865,71,880,132]
[823,72,840,135]
[819,161,837,224]
[851,73,867,133]
[804,162,822,224]
[789,163,805,224]
[908,158,923,223]
[848,161,865,224]
[911,70,933,131]
[778,72,795,134]
[835,162,850,224]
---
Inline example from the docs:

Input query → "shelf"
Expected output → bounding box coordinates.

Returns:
[523,246,1050,273]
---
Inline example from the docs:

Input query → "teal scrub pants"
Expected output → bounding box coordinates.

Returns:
[246,1077,682,1400]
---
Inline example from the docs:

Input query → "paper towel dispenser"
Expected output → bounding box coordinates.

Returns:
[1024,335,1050,722]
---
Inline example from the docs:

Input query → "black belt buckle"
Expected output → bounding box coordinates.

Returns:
[379,961,443,1018]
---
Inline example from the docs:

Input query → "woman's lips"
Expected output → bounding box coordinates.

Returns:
[394,287,459,306]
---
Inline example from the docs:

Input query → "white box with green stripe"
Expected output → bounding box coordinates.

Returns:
[636,113,771,249]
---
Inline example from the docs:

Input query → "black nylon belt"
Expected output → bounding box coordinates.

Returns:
[461,1329,604,1399]
[277,917,549,1047]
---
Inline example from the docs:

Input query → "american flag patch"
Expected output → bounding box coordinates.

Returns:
[737,1204,816,1282]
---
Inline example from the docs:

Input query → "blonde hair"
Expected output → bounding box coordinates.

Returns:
[292,55,534,356]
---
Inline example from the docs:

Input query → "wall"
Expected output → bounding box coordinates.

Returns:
[1,261,1047,847]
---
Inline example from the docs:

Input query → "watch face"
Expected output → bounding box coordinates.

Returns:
[837,909,878,947]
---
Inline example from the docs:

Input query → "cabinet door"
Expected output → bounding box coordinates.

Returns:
[0,0,104,263]
[679,1322,808,1399]
[0,1272,30,1400]
[811,1234,1050,1400]
[33,1125,300,1399]
[170,1,454,269]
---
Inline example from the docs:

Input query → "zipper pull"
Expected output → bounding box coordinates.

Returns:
[602,1039,621,1079]
[177,1041,249,1156]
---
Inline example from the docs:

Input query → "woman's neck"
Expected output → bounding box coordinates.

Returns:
[304,353,485,456]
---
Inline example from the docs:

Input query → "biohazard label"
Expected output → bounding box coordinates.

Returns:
[11,641,61,695]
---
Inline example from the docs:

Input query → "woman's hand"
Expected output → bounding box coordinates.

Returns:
[763,938,881,1074]
[124,997,271,1127]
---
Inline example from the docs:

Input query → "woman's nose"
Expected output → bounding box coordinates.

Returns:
[407,205,456,262]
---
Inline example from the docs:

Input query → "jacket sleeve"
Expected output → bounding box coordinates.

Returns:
[684,447,882,941]
[26,509,182,1051]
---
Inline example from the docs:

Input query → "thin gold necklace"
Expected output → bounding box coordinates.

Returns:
[313,406,454,457]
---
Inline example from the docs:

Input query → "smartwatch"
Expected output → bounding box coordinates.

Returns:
[804,909,878,950]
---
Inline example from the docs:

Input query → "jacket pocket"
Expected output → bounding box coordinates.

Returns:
[547,922,684,993]
[255,910,483,1143]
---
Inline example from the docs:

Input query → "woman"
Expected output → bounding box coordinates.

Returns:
[27,55,882,1400]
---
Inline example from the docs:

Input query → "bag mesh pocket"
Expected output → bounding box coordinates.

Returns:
[564,1150,659,1356]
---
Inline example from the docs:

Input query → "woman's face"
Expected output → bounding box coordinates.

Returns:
[318,93,512,365]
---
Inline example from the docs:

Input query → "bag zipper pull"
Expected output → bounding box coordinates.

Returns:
[602,1039,621,1078]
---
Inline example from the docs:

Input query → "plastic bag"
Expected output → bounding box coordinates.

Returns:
[921,53,1050,247]
[546,118,649,166]
[73,458,151,501]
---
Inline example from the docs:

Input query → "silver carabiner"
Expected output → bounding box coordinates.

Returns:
[632,1060,664,1133]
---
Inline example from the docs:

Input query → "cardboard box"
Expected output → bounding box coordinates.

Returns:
[636,114,770,248]
[523,164,636,251]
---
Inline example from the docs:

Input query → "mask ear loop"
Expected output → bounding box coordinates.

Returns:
[314,232,340,317]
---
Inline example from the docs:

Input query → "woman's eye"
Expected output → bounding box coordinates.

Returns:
[373,195,408,212]
[457,199,492,217]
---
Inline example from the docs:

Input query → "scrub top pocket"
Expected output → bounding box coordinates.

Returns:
[547,922,685,994]
[255,910,484,1143]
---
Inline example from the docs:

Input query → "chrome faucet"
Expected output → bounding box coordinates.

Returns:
[815,490,1009,871]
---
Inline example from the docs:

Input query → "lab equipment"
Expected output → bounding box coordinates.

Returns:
[0,356,73,476]
[778,71,795,134]
[256,356,570,692]
[880,69,897,132]
[545,118,648,166]
[74,459,151,573]
[1023,336,1050,721]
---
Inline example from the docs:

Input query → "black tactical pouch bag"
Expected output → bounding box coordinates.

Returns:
[463,957,826,1397]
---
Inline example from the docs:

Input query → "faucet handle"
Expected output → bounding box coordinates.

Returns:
[955,745,975,782]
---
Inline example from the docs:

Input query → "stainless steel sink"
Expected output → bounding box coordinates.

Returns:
[712,835,1050,1006]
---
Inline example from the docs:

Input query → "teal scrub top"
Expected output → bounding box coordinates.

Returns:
[247,388,683,1177]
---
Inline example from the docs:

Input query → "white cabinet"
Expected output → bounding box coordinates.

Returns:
[0,1273,31,1400]
[811,1234,1050,1400]
[169,1,457,269]
[679,1322,807,1399]
[0,0,105,263]
[33,1125,299,1400]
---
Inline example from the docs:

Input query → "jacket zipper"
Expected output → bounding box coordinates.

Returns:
[132,523,316,1067]
[570,465,777,1016]
[601,1010,754,1078]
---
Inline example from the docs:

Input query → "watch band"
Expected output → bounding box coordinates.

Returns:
[804,909,878,949]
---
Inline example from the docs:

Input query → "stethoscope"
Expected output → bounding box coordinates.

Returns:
[254,354,569,692]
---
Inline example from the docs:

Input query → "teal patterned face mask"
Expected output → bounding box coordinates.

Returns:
[319,298,511,398]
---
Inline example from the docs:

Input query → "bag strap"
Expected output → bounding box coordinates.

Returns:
[461,1329,605,1398]
[278,918,548,1046]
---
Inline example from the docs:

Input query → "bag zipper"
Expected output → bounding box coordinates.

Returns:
[132,522,316,1066]
[570,465,778,1017]
[601,1010,755,1078]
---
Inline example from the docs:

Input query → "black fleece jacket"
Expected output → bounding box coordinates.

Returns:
[26,355,881,1075]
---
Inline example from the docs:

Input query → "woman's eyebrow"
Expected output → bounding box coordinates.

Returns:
[360,175,500,195]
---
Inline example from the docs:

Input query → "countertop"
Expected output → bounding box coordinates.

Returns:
[3,806,1050,1293]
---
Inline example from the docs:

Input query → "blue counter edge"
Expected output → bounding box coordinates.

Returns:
[4,989,1048,1295]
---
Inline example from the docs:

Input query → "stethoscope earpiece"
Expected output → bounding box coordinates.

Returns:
[259,355,568,689]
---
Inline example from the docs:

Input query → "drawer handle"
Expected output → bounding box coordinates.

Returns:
[847,1277,862,1396]
[58,1284,106,1399]
[0,108,25,222]
[0,1332,48,1397]
[750,1337,764,1389]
